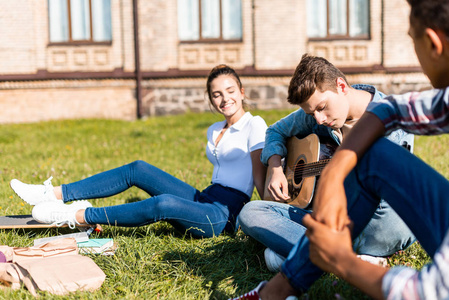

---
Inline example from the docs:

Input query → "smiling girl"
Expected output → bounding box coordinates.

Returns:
[10,64,268,238]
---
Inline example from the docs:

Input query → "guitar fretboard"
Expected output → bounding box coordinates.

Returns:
[294,159,332,178]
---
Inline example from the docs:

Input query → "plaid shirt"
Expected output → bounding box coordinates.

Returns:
[367,87,449,300]
[367,88,449,136]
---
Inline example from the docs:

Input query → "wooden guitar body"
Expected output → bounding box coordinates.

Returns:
[263,133,337,208]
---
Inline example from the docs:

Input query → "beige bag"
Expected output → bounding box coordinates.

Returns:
[13,238,78,262]
[0,238,106,296]
[0,263,32,291]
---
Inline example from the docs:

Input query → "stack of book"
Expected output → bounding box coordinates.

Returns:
[77,238,116,255]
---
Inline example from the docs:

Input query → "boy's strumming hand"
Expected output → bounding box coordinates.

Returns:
[267,155,291,202]
[267,168,290,202]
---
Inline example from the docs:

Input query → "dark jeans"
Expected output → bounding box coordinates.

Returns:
[282,138,449,291]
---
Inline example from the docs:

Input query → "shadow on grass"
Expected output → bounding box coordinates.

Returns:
[0,221,182,243]
[156,229,372,300]
[160,231,270,299]
[92,221,192,240]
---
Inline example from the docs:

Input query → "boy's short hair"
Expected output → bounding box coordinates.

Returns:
[287,54,349,105]
[407,0,449,37]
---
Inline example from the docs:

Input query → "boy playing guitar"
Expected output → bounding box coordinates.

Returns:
[238,54,415,274]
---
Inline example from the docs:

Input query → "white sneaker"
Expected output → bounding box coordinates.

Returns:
[357,254,388,267]
[264,248,286,273]
[32,200,92,229]
[10,176,61,205]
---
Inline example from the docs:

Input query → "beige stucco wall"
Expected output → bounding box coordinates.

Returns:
[0,0,430,124]
[0,0,40,74]
[383,1,419,67]
[138,0,178,71]
[253,0,307,69]
[0,80,136,123]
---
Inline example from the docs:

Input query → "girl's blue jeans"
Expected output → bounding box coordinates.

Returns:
[61,160,249,238]
[282,138,449,292]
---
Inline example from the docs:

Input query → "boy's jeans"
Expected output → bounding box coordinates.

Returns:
[282,138,449,291]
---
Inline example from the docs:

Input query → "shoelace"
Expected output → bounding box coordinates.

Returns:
[51,211,76,229]
[236,290,260,300]
[53,220,76,230]
[50,200,92,229]
[53,220,76,229]
[43,176,55,199]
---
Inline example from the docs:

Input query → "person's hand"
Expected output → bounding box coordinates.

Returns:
[267,166,290,202]
[304,213,389,300]
[303,214,355,277]
[312,113,386,231]
[311,151,353,231]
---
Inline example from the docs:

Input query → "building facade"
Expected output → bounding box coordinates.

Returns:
[0,0,430,123]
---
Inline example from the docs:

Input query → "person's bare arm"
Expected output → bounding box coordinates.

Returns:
[251,149,267,198]
[303,214,388,300]
[312,112,386,230]
[266,155,290,202]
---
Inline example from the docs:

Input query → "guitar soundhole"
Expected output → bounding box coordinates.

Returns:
[294,160,305,185]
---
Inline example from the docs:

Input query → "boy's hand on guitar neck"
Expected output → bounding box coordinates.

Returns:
[267,155,291,202]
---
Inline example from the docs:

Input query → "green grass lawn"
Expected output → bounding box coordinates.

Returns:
[0,110,445,299]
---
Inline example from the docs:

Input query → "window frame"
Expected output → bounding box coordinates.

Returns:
[308,0,370,41]
[179,0,243,44]
[48,0,112,46]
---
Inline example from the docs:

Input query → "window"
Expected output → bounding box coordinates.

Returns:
[48,0,112,43]
[307,0,369,39]
[178,0,242,42]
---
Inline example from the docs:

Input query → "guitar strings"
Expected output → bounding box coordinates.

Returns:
[292,159,332,177]
[293,159,331,171]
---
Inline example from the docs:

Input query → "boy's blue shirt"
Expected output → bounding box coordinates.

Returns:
[261,84,415,165]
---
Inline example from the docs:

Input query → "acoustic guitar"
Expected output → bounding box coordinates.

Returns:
[263,133,337,208]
